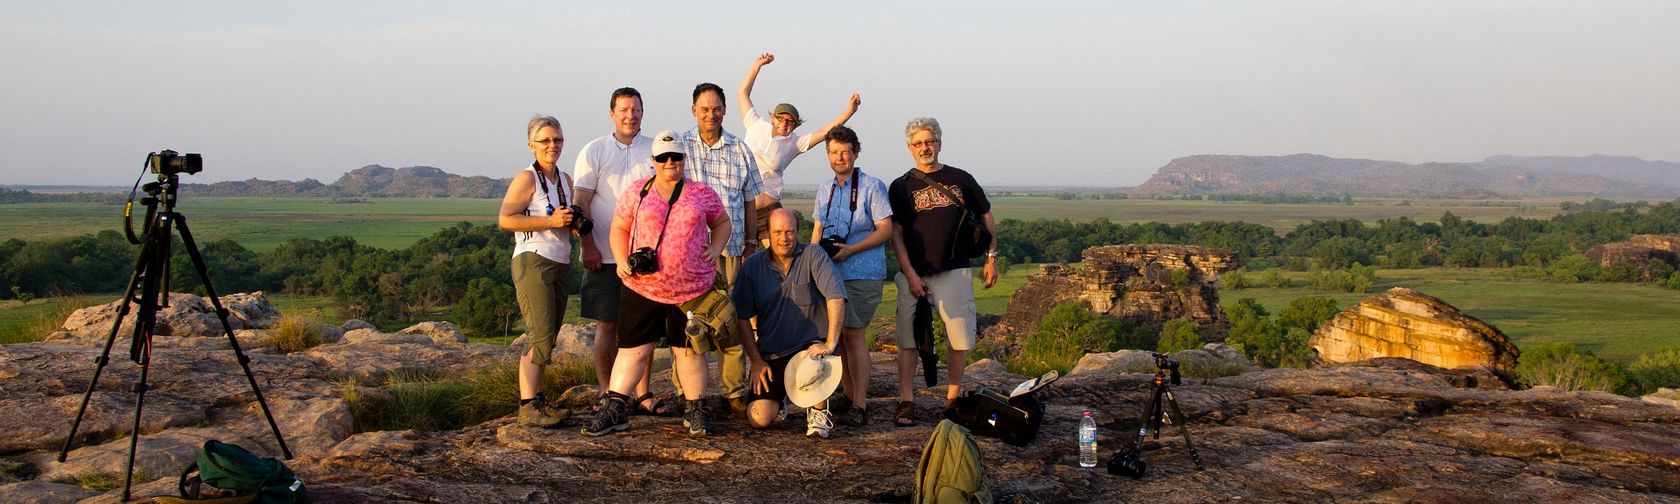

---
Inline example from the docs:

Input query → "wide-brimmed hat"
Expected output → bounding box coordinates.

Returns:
[785,352,843,408]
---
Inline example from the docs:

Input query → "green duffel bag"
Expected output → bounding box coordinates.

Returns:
[176,440,306,504]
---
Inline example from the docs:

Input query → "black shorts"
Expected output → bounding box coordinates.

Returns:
[617,286,690,349]
[745,343,818,403]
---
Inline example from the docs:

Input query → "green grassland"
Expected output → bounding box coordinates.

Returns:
[1231,268,1680,364]
[0,196,1565,251]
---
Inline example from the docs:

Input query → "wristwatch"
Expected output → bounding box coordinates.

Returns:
[985,251,998,258]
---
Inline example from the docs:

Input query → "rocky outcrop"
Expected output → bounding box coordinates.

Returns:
[1310,287,1520,377]
[1586,234,1680,268]
[995,244,1238,336]
[55,292,281,339]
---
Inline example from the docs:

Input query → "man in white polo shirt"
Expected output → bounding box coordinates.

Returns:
[737,52,861,244]
[573,87,666,417]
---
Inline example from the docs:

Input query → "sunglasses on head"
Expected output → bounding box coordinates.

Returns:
[654,153,685,163]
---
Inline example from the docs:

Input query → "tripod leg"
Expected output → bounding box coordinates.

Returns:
[1162,389,1204,470]
[1130,382,1161,454]
[174,215,293,459]
[59,229,156,461]
[121,336,155,502]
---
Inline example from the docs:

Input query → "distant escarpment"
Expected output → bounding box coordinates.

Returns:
[180,165,507,198]
[1125,153,1680,198]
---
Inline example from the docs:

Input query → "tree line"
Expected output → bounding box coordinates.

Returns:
[3,199,1677,334]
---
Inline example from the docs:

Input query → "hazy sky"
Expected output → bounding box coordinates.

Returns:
[3,0,1676,188]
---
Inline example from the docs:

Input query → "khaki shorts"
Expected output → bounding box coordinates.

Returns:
[512,252,571,365]
[893,268,977,351]
[842,280,883,329]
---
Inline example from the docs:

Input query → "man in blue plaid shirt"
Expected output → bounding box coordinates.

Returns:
[679,81,765,417]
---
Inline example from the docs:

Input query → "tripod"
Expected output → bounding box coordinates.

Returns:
[57,170,291,501]
[1109,353,1203,478]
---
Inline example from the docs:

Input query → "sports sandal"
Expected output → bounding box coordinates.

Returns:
[894,400,915,427]
[633,393,672,417]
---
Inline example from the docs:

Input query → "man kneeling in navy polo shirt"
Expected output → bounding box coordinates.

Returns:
[733,208,848,438]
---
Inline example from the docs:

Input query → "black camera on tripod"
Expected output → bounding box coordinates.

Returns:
[150,150,202,175]
[1108,351,1202,478]
[627,247,659,274]
[1153,352,1181,386]
[819,235,846,258]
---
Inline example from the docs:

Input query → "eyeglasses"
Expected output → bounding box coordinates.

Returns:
[909,139,940,149]
[654,153,686,163]
[532,138,563,145]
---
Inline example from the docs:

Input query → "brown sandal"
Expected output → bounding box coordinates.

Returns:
[633,393,673,417]
[894,400,915,427]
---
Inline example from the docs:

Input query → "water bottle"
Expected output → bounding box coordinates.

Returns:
[1079,410,1098,468]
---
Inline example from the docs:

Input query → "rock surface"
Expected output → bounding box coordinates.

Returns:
[1309,287,1520,377]
[5,298,1679,503]
[994,244,1238,337]
[56,292,282,339]
[1586,234,1680,268]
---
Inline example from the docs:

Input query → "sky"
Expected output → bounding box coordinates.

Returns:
[2,0,1676,188]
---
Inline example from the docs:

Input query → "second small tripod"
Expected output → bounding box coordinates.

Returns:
[1109,352,1203,478]
[57,152,292,502]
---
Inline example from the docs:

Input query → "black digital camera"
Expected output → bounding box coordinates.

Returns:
[1152,352,1182,385]
[627,247,659,274]
[150,150,202,175]
[819,235,846,258]
[565,205,593,235]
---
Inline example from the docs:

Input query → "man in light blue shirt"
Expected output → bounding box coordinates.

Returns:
[809,125,892,427]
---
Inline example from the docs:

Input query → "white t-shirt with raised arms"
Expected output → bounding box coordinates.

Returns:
[742,105,818,201]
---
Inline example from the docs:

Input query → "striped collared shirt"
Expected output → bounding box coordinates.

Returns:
[682,127,763,256]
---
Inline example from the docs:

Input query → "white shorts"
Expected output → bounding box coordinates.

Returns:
[894,268,978,351]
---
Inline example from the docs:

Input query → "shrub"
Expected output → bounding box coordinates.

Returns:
[1515,343,1630,395]
[1277,296,1339,333]
[1308,264,1377,293]
[1170,269,1190,292]
[1009,302,1136,376]
[1261,269,1288,288]
[1628,349,1680,395]
[340,357,594,433]
[454,278,519,338]
[1668,271,1680,290]
[1155,318,1203,354]
[1645,259,1676,283]
[1220,269,1249,290]
[1544,254,1598,283]
[1594,261,1642,282]
[268,315,324,353]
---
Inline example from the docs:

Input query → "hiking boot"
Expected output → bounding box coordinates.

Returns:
[580,393,630,437]
[727,396,748,419]
[518,400,568,428]
[836,405,868,427]
[806,405,834,439]
[684,399,713,436]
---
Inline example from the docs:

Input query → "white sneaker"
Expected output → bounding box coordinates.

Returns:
[806,406,833,439]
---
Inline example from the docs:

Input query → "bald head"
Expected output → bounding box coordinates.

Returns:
[769,208,799,258]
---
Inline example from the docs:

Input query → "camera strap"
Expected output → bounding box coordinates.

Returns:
[630,177,685,253]
[823,169,860,238]
[528,162,569,208]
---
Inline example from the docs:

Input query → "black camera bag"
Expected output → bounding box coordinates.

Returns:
[944,371,1058,446]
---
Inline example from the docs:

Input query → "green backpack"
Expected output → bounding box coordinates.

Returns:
[176,440,306,503]
[914,420,993,504]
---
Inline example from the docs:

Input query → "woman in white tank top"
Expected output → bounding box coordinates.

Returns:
[496,115,582,428]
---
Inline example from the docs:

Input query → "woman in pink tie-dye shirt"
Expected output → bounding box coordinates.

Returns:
[582,130,730,437]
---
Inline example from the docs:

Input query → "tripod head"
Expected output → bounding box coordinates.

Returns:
[1151,352,1181,386]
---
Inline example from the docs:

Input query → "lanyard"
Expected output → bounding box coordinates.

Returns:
[630,177,685,252]
[530,162,568,207]
[823,169,860,238]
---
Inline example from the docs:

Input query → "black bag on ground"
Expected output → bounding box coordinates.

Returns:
[944,371,1058,446]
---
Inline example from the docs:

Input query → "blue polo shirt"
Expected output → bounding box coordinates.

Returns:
[813,168,893,281]
[732,244,847,360]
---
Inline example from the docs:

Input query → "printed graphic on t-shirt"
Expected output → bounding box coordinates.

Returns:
[911,183,966,212]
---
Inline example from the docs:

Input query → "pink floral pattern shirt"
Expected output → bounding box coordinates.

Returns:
[615,177,725,304]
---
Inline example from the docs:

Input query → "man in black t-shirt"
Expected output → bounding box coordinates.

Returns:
[885,117,999,427]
